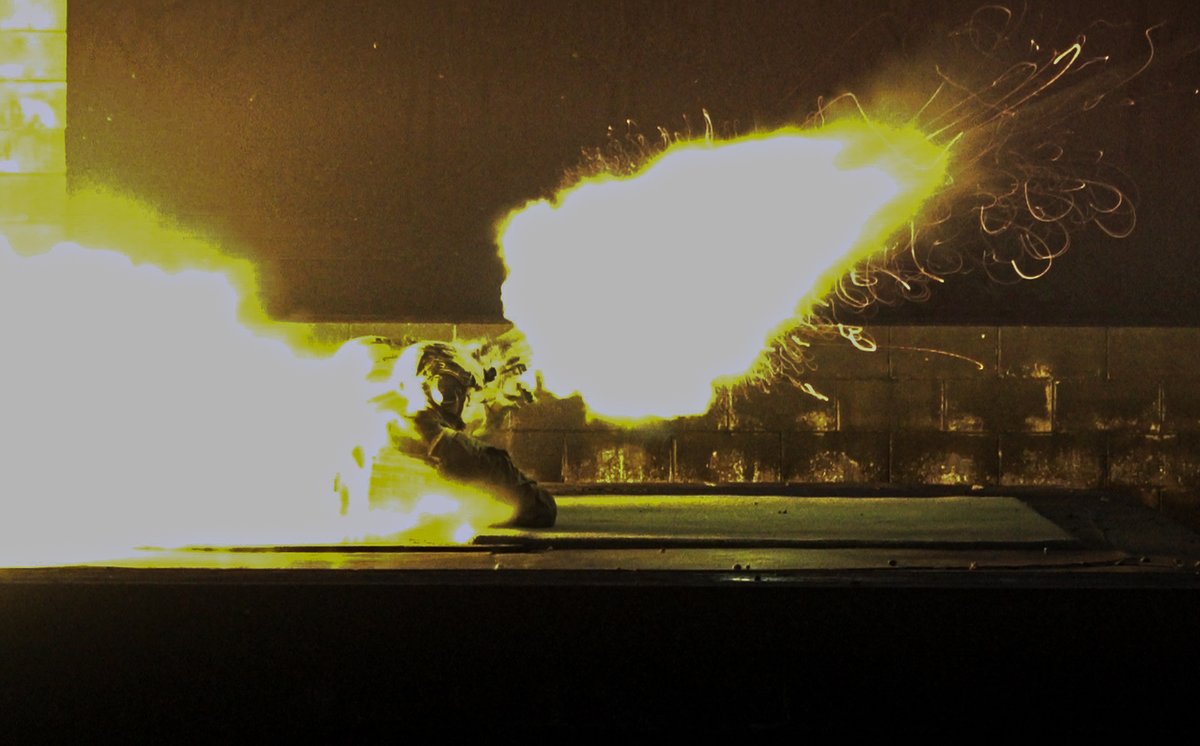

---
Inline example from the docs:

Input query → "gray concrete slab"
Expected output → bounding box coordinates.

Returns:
[7,492,1200,582]
[0,546,1134,576]
[479,495,1076,548]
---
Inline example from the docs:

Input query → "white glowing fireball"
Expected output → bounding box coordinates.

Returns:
[499,123,947,421]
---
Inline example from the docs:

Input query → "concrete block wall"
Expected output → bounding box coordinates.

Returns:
[0,0,67,251]
[303,322,1200,528]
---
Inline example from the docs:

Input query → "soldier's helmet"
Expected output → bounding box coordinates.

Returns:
[414,342,487,425]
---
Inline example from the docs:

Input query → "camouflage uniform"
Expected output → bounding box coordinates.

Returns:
[366,338,557,529]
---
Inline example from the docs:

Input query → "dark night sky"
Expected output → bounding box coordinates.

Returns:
[66,0,1200,323]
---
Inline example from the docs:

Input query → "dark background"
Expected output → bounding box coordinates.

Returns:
[66,0,1200,323]
[3,577,1198,737]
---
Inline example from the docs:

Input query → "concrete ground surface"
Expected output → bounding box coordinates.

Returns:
[7,490,1195,581]
[3,490,1200,738]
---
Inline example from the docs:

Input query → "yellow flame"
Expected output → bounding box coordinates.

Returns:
[0,191,509,567]
[498,119,947,421]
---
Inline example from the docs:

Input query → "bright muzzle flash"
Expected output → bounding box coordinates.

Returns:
[498,121,949,421]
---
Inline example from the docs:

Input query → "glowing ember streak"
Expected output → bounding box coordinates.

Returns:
[499,121,947,421]
[0,203,507,567]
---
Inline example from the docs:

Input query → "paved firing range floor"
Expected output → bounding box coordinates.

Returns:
[6,495,1199,738]
[15,492,1196,581]
[479,495,1073,548]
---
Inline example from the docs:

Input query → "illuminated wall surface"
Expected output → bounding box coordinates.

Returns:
[0,0,65,249]
[60,1,1200,324]
[309,321,1200,530]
